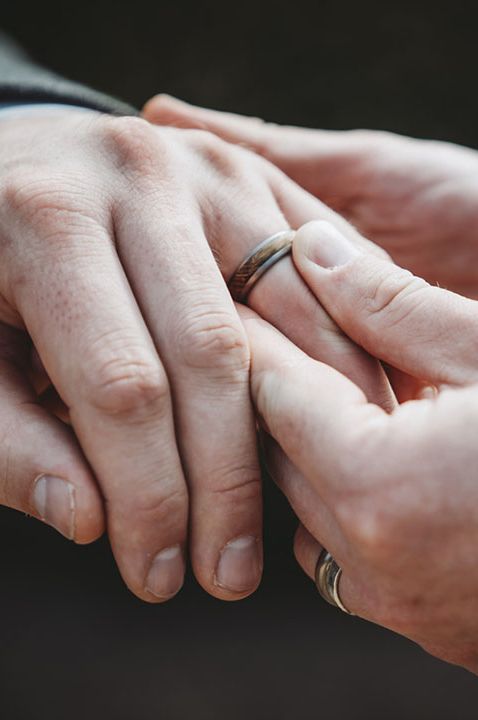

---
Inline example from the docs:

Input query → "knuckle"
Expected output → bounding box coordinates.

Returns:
[100,115,165,176]
[332,426,402,562]
[1,170,47,218]
[207,464,262,506]
[359,264,428,330]
[188,129,243,176]
[86,358,169,418]
[127,483,187,527]
[340,500,397,563]
[5,171,63,217]
[176,310,250,375]
[336,472,409,569]
[1,170,100,244]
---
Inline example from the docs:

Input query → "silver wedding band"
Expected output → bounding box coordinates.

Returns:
[228,230,296,303]
[315,549,353,615]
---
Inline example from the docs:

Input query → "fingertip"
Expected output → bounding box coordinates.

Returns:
[293,220,360,275]
[191,533,263,603]
[142,94,194,124]
[48,431,106,544]
[210,585,261,602]
[213,535,263,598]
[31,467,105,545]
[210,573,263,602]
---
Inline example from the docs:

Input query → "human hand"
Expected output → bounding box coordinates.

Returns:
[143,96,478,297]
[0,107,394,602]
[242,219,478,672]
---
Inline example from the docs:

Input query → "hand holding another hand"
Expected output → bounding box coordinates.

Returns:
[243,220,478,673]
[144,96,478,297]
[0,106,393,603]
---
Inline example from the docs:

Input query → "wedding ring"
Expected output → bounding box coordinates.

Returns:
[228,229,296,302]
[315,549,353,615]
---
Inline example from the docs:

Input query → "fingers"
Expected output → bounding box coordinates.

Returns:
[143,113,394,413]
[292,221,478,386]
[238,174,395,411]
[142,95,276,153]
[261,433,345,557]
[293,524,322,580]
[240,307,387,500]
[0,324,104,543]
[293,525,364,618]
[7,205,188,603]
[142,95,375,205]
[114,191,263,600]
[244,310,429,621]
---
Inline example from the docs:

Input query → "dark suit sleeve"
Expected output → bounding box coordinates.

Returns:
[0,31,137,115]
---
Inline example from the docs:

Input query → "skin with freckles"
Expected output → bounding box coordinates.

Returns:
[0,106,394,604]
[241,220,478,675]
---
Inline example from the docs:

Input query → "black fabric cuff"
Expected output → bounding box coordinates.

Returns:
[0,31,138,117]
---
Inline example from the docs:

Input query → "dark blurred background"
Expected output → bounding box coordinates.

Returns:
[1,1,478,718]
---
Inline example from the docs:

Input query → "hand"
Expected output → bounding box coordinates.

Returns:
[0,107,394,602]
[242,220,478,672]
[143,96,478,298]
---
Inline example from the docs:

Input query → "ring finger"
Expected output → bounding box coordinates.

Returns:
[293,524,371,620]
[114,187,264,599]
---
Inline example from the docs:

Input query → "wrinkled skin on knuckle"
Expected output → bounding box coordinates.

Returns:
[175,310,250,376]
[99,115,170,181]
[84,357,169,418]
[0,170,103,241]
[352,261,427,332]
[107,484,188,558]
[206,462,262,505]
[115,482,187,531]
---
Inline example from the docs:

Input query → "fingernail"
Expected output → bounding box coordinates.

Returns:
[215,536,262,593]
[296,220,360,269]
[145,545,185,599]
[32,474,75,540]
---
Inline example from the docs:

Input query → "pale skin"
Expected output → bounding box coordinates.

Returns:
[0,106,393,604]
[143,97,478,671]
[240,219,478,674]
[143,95,478,298]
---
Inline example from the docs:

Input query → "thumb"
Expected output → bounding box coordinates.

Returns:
[292,221,478,387]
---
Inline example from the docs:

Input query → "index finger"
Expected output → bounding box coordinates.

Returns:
[239,307,388,500]
[8,209,188,602]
